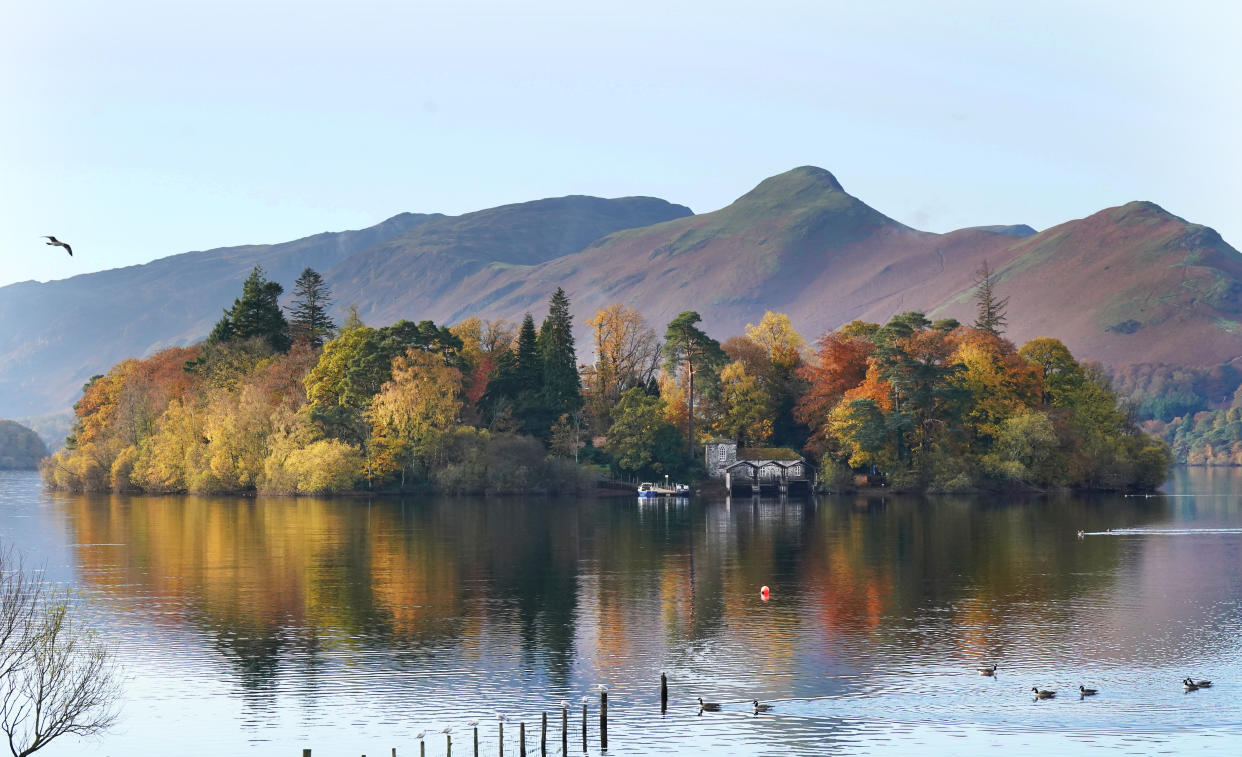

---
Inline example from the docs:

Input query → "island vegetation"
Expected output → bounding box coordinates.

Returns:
[42,264,1171,495]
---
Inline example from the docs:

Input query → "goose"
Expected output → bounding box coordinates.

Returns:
[1188,677,1212,688]
[1079,685,1098,696]
[978,664,998,676]
[43,236,72,256]
[1031,687,1056,699]
[753,700,773,713]
[698,697,722,712]
[1183,679,1199,691]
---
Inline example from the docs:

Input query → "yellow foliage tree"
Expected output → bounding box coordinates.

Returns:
[367,349,464,485]
[744,311,805,372]
[712,360,774,446]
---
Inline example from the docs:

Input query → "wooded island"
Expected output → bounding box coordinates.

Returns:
[43,264,1171,495]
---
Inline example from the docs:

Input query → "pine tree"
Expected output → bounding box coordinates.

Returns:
[289,267,336,347]
[663,311,726,460]
[538,287,582,420]
[974,260,1009,336]
[208,265,291,352]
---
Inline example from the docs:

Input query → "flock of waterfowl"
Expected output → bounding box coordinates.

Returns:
[694,666,1217,718]
[978,664,1214,699]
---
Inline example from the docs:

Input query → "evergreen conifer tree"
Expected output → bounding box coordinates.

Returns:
[538,287,582,419]
[289,267,336,347]
[973,260,1009,336]
[208,265,291,352]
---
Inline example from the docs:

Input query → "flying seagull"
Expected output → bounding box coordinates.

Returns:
[43,236,72,256]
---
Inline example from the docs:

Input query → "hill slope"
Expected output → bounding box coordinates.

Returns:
[3,166,1240,419]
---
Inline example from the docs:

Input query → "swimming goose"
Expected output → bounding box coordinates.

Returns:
[698,697,721,712]
[1188,677,1212,688]
[1031,687,1056,699]
[1079,685,1098,696]
[753,700,772,713]
[978,664,998,676]
[1183,679,1199,691]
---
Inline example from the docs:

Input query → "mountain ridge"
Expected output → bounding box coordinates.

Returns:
[3,166,1240,418]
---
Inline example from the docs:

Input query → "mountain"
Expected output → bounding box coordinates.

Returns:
[0,196,690,417]
[2,166,1240,419]
[0,419,48,469]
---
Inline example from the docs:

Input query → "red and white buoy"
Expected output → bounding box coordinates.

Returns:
[760,585,770,602]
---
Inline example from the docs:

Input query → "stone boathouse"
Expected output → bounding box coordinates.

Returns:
[704,440,815,494]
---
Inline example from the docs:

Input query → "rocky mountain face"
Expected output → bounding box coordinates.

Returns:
[2,166,1239,418]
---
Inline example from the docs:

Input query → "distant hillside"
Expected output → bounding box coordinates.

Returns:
[0,196,689,417]
[3,166,1241,420]
[0,419,47,470]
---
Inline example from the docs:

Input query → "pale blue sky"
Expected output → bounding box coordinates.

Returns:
[2,0,1239,288]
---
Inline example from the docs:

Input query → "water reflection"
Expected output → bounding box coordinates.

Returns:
[8,470,1242,754]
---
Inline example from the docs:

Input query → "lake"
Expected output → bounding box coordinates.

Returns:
[1,468,1240,756]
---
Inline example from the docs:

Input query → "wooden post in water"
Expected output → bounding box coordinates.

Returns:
[561,704,568,755]
[446,733,451,757]
[581,705,587,752]
[600,690,608,751]
[499,722,504,757]
[303,751,311,757]
[420,740,425,757]
[541,712,547,756]
[519,721,525,754]
[474,726,479,757]
[661,672,668,713]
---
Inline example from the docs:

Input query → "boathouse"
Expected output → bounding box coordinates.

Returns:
[704,440,815,494]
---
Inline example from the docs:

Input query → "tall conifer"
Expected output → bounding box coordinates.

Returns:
[209,265,291,352]
[289,267,336,347]
[538,287,582,419]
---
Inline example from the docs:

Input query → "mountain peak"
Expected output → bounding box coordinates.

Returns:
[737,166,845,204]
[1108,200,1186,226]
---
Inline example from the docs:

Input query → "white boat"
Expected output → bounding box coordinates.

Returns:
[637,482,684,497]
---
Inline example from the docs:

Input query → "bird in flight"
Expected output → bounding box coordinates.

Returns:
[44,236,73,256]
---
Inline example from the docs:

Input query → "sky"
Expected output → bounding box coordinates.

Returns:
[2,0,1239,289]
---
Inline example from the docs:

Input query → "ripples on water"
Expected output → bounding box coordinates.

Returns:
[1,468,1241,755]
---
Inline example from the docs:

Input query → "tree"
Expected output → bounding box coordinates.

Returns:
[209,266,291,352]
[605,388,689,477]
[583,304,661,431]
[663,311,726,459]
[538,288,582,421]
[0,546,119,757]
[973,260,1009,336]
[367,349,464,487]
[288,267,336,348]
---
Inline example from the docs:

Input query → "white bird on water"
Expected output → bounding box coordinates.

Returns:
[43,236,72,256]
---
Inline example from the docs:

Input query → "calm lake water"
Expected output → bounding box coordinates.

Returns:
[1,468,1241,756]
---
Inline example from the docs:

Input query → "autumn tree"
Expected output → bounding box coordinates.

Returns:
[288,267,336,348]
[367,349,464,487]
[582,304,661,431]
[663,311,726,459]
[713,360,774,447]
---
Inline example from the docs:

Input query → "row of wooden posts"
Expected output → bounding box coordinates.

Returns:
[302,675,676,756]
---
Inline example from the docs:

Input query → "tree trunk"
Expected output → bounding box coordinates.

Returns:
[687,358,695,461]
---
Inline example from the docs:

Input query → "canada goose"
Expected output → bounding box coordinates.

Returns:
[43,236,72,256]
[753,700,772,712]
[1188,677,1212,688]
[698,697,722,712]
[1031,687,1056,699]
[1183,679,1199,691]
[1079,685,1098,696]
[978,664,998,676]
